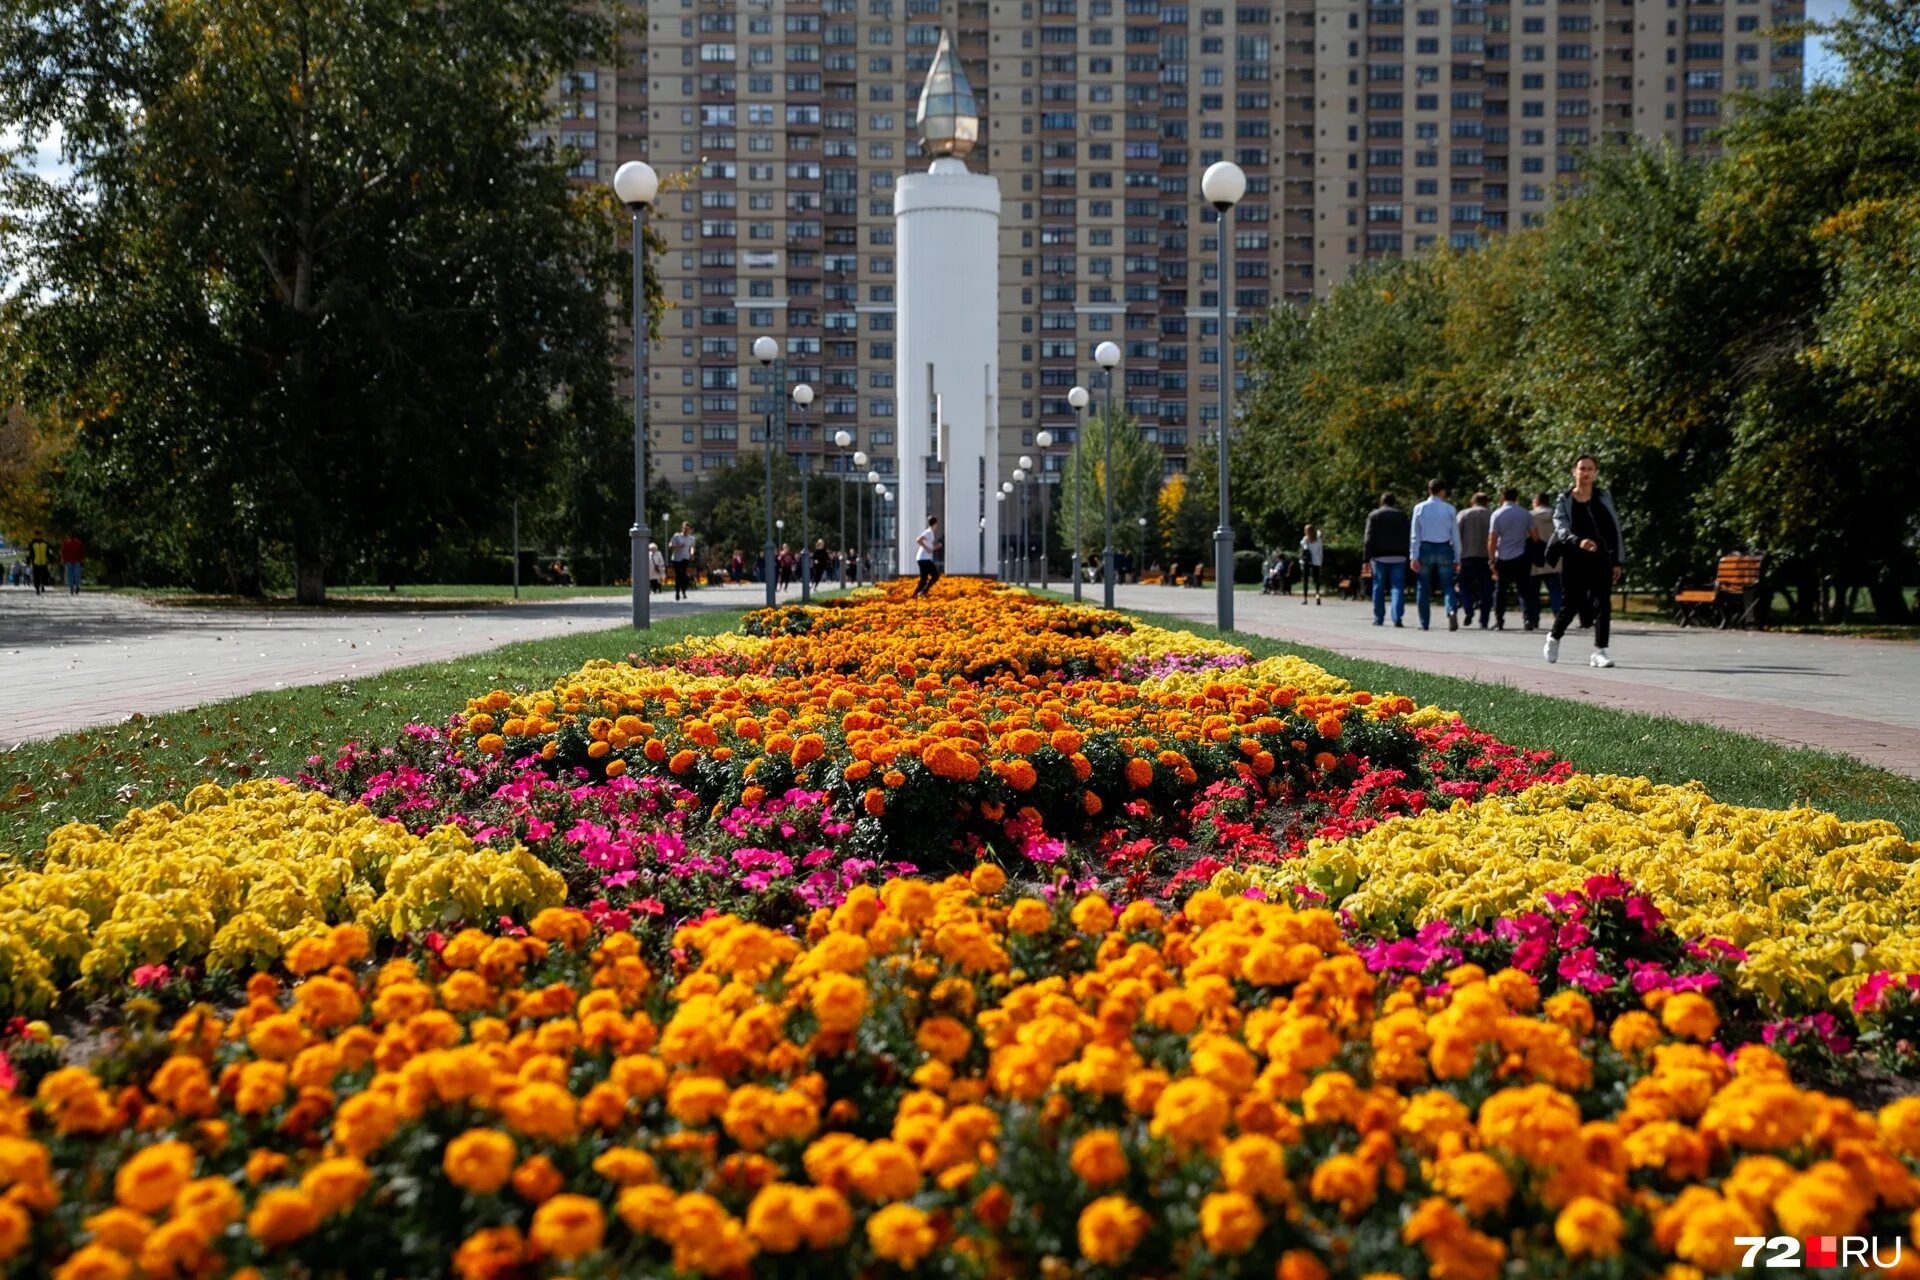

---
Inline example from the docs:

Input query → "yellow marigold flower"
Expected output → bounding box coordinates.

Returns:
[1660,992,1720,1043]
[915,1015,973,1063]
[512,1155,564,1205]
[333,1090,400,1158]
[1543,990,1594,1036]
[1007,898,1052,935]
[138,1217,210,1277]
[1772,1161,1869,1240]
[666,1075,730,1127]
[798,1185,854,1248]
[113,1140,196,1216]
[497,1081,577,1144]
[166,1179,239,1240]
[1199,1191,1266,1255]
[616,1184,677,1236]
[52,1244,134,1280]
[1307,1153,1378,1220]
[812,972,869,1034]
[851,1139,922,1201]
[1555,1196,1624,1259]
[80,1207,152,1257]
[247,1188,320,1250]
[1069,1130,1129,1187]
[592,1147,658,1187]
[1609,1010,1664,1055]
[529,1193,605,1262]
[1671,1195,1762,1273]
[452,1226,525,1280]
[1221,1133,1289,1201]
[1278,1249,1331,1280]
[866,1202,937,1269]
[1435,1152,1513,1218]
[969,863,1006,895]
[1070,893,1115,934]
[301,1156,370,1218]
[1150,1077,1230,1148]
[1078,1194,1151,1264]
[443,1129,517,1196]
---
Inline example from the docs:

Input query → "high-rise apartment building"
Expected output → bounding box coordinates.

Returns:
[559,0,1801,504]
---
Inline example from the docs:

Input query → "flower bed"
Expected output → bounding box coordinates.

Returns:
[6,579,1920,1279]
[1221,773,1920,1013]
[0,782,564,1013]
[7,874,1920,1280]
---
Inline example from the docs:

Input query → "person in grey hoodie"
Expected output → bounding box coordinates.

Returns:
[1544,455,1625,668]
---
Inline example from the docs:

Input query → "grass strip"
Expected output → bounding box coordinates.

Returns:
[1125,605,1920,836]
[0,609,747,856]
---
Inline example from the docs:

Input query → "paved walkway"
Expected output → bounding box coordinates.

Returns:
[1106,584,1920,778]
[0,585,766,746]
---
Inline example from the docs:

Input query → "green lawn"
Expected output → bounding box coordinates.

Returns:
[1126,606,1920,836]
[0,610,747,857]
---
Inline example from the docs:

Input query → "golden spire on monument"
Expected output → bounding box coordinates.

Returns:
[915,29,979,159]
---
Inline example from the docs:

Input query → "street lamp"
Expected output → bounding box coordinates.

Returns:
[1202,159,1247,631]
[1137,515,1148,584]
[1035,431,1054,590]
[834,430,854,588]
[998,491,1013,579]
[1067,385,1089,602]
[853,451,870,586]
[1013,464,1029,584]
[868,471,883,582]
[1095,341,1121,608]
[792,382,815,603]
[753,334,780,607]
[612,160,659,630]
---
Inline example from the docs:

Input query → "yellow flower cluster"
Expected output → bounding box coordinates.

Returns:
[10,875,1920,1279]
[1223,773,1920,1007]
[0,782,565,1012]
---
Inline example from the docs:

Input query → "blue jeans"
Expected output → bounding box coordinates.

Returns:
[64,563,81,593]
[1458,557,1493,626]
[1414,541,1457,628]
[1371,559,1406,625]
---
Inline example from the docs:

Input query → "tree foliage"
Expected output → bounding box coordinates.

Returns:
[0,0,656,600]
[1056,408,1161,568]
[1234,5,1920,620]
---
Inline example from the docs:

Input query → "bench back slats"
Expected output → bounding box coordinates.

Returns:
[1715,554,1764,590]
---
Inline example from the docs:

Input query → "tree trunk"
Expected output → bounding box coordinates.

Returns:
[1869,577,1913,624]
[295,558,327,605]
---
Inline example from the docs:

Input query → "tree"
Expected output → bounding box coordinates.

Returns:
[1056,408,1160,572]
[685,454,849,578]
[0,0,650,601]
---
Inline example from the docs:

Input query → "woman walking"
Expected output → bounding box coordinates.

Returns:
[1297,523,1324,605]
[1544,455,1624,669]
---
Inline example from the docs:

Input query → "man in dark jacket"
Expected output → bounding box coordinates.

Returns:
[1362,493,1411,627]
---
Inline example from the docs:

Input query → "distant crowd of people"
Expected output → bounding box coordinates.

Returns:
[640,523,890,597]
[8,531,86,595]
[1357,455,1625,668]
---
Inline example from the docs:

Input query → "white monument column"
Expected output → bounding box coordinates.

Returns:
[895,31,999,577]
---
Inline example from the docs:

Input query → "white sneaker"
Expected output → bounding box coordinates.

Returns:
[1589,648,1614,668]
[1543,636,1560,664]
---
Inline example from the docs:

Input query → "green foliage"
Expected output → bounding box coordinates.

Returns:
[1236,8,1920,620]
[684,452,857,574]
[0,0,659,601]
[1056,406,1161,567]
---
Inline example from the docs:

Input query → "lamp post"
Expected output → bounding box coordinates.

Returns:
[1202,160,1247,632]
[1035,430,1054,590]
[792,382,814,603]
[834,430,853,588]
[612,160,659,630]
[995,490,1007,578]
[1067,386,1088,602]
[1095,341,1121,608]
[776,518,786,594]
[853,451,870,585]
[1013,463,1029,584]
[867,470,882,581]
[753,334,780,607]
[1137,515,1148,583]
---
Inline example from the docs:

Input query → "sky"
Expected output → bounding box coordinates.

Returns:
[1803,0,1849,85]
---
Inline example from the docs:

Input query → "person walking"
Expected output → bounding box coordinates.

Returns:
[1363,492,1411,627]
[1488,487,1538,631]
[1408,480,1460,631]
[1455,493,1494,629]
[58,532,85,595]
[648,540,668,595]
[667,522,696,601]
[1529,492,1563,622]
[1544,455,1625,668]
[1297,524,1325,606]
[26,532,52,596]
[912,516,942,597]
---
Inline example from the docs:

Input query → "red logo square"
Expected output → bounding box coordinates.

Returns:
[1805,1236,1837,1267]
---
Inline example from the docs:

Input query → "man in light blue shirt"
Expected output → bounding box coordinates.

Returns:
[1408,479,1460,631]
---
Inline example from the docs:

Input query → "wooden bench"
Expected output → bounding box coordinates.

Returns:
[1673,553,1766,629]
